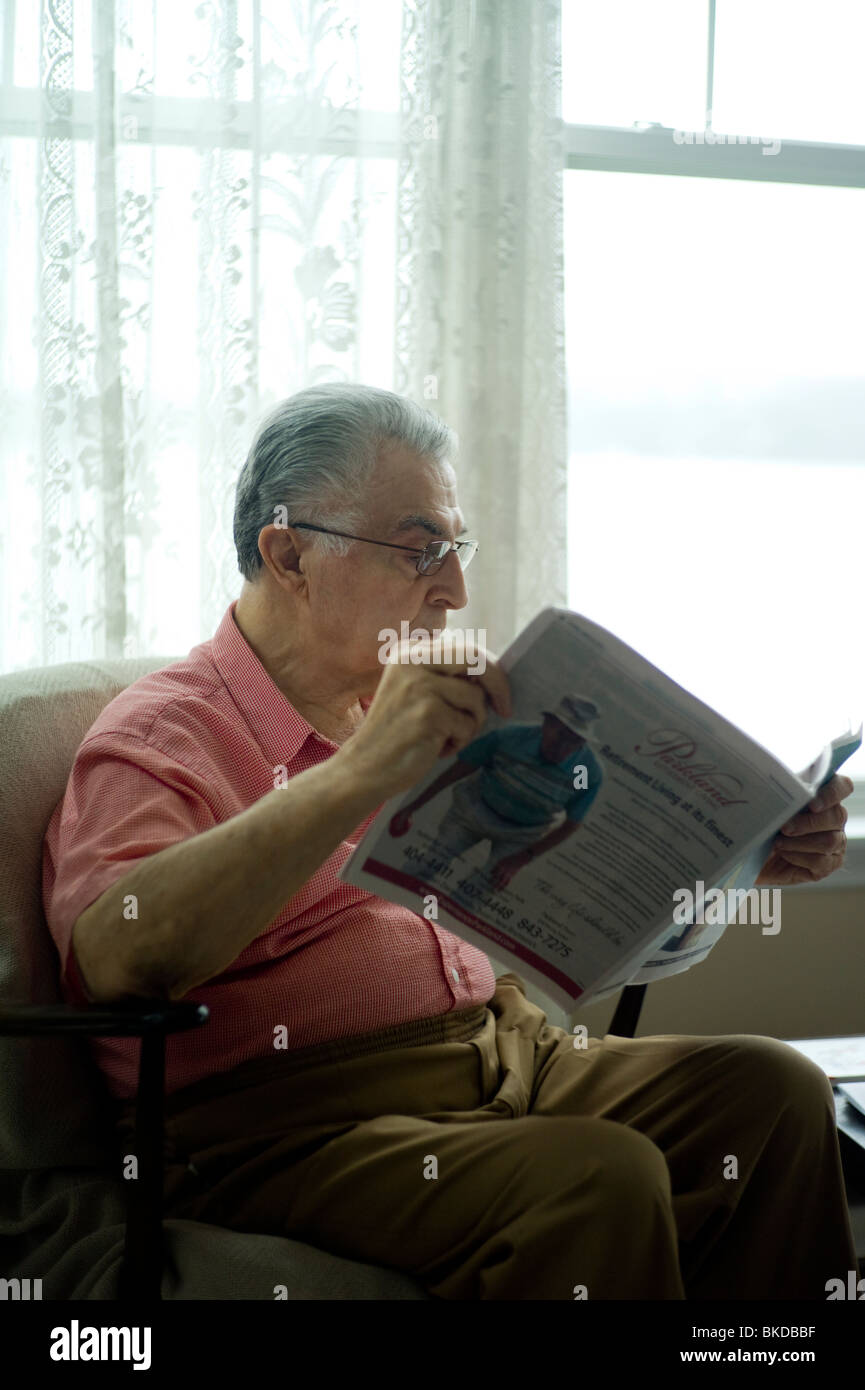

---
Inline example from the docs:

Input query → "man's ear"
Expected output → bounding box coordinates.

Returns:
[256,524,310,595]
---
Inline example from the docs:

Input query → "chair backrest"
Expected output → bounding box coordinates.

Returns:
[0,656,179,1169]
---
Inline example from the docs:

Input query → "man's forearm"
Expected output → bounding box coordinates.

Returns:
[72,750,384,1003]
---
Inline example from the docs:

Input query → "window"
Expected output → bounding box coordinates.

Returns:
[2,0,863,824]
[0,0,403,663]
[562,0,865,822]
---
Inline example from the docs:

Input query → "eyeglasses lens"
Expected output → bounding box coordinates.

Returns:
[418,541,476,574]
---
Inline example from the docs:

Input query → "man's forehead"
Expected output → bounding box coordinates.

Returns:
[389,510,468,540]
[370,447,465,536]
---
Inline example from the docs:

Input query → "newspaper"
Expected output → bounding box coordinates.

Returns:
[338,608,861,1024]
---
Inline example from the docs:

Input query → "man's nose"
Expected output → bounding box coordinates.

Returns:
[435,548,470,609]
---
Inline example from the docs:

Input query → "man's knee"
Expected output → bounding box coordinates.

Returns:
[520,1115,672,1210]
[702,1033,836,1118]
[585,1117,673,1200]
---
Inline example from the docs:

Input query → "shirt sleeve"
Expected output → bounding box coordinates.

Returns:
[42,733,218,1001]
[565,776,602,822]
[564,751,603,822]
[456,729,501,768]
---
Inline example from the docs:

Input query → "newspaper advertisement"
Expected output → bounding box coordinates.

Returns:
[339,608,857,1017]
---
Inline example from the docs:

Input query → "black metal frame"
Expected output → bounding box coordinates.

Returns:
[0,982,644,1302]
[0,997,209,1302]
[606,983,647,1039]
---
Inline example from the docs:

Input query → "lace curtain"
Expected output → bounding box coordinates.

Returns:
[0,0,567,670]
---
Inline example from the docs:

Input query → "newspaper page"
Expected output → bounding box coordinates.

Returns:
[339,608,851,1016]
[577,858,757,1005]
[620,724,863,997]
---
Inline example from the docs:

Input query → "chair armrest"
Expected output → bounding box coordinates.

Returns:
[0,997,209,1303]
[0,998,209,1036]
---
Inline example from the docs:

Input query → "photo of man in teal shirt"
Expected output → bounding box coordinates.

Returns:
[390,695,603,893]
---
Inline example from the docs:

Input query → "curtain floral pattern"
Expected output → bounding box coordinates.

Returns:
[0,0,566,670]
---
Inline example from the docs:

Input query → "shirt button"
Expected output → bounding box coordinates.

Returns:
[451,967,460,984]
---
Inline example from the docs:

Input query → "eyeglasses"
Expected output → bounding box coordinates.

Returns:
[286,522,478,575]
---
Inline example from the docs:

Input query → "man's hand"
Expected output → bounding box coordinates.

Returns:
[755,773,853,887]
[339,635,512,805]
[489,848,534,892]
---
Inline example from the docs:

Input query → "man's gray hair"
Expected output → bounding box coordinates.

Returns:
[233,382,458,581]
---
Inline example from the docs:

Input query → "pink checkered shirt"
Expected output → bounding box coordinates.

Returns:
[41,600,497,1100]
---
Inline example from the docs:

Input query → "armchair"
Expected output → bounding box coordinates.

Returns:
[0,654,645,1301]
[0,656,430,1300]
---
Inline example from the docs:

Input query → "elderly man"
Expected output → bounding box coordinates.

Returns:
[43,383,859,1301]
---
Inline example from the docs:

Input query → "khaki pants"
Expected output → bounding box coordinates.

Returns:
[115,973,860,1300]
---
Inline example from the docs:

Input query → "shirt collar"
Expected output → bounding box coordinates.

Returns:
[211,600,371,768]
